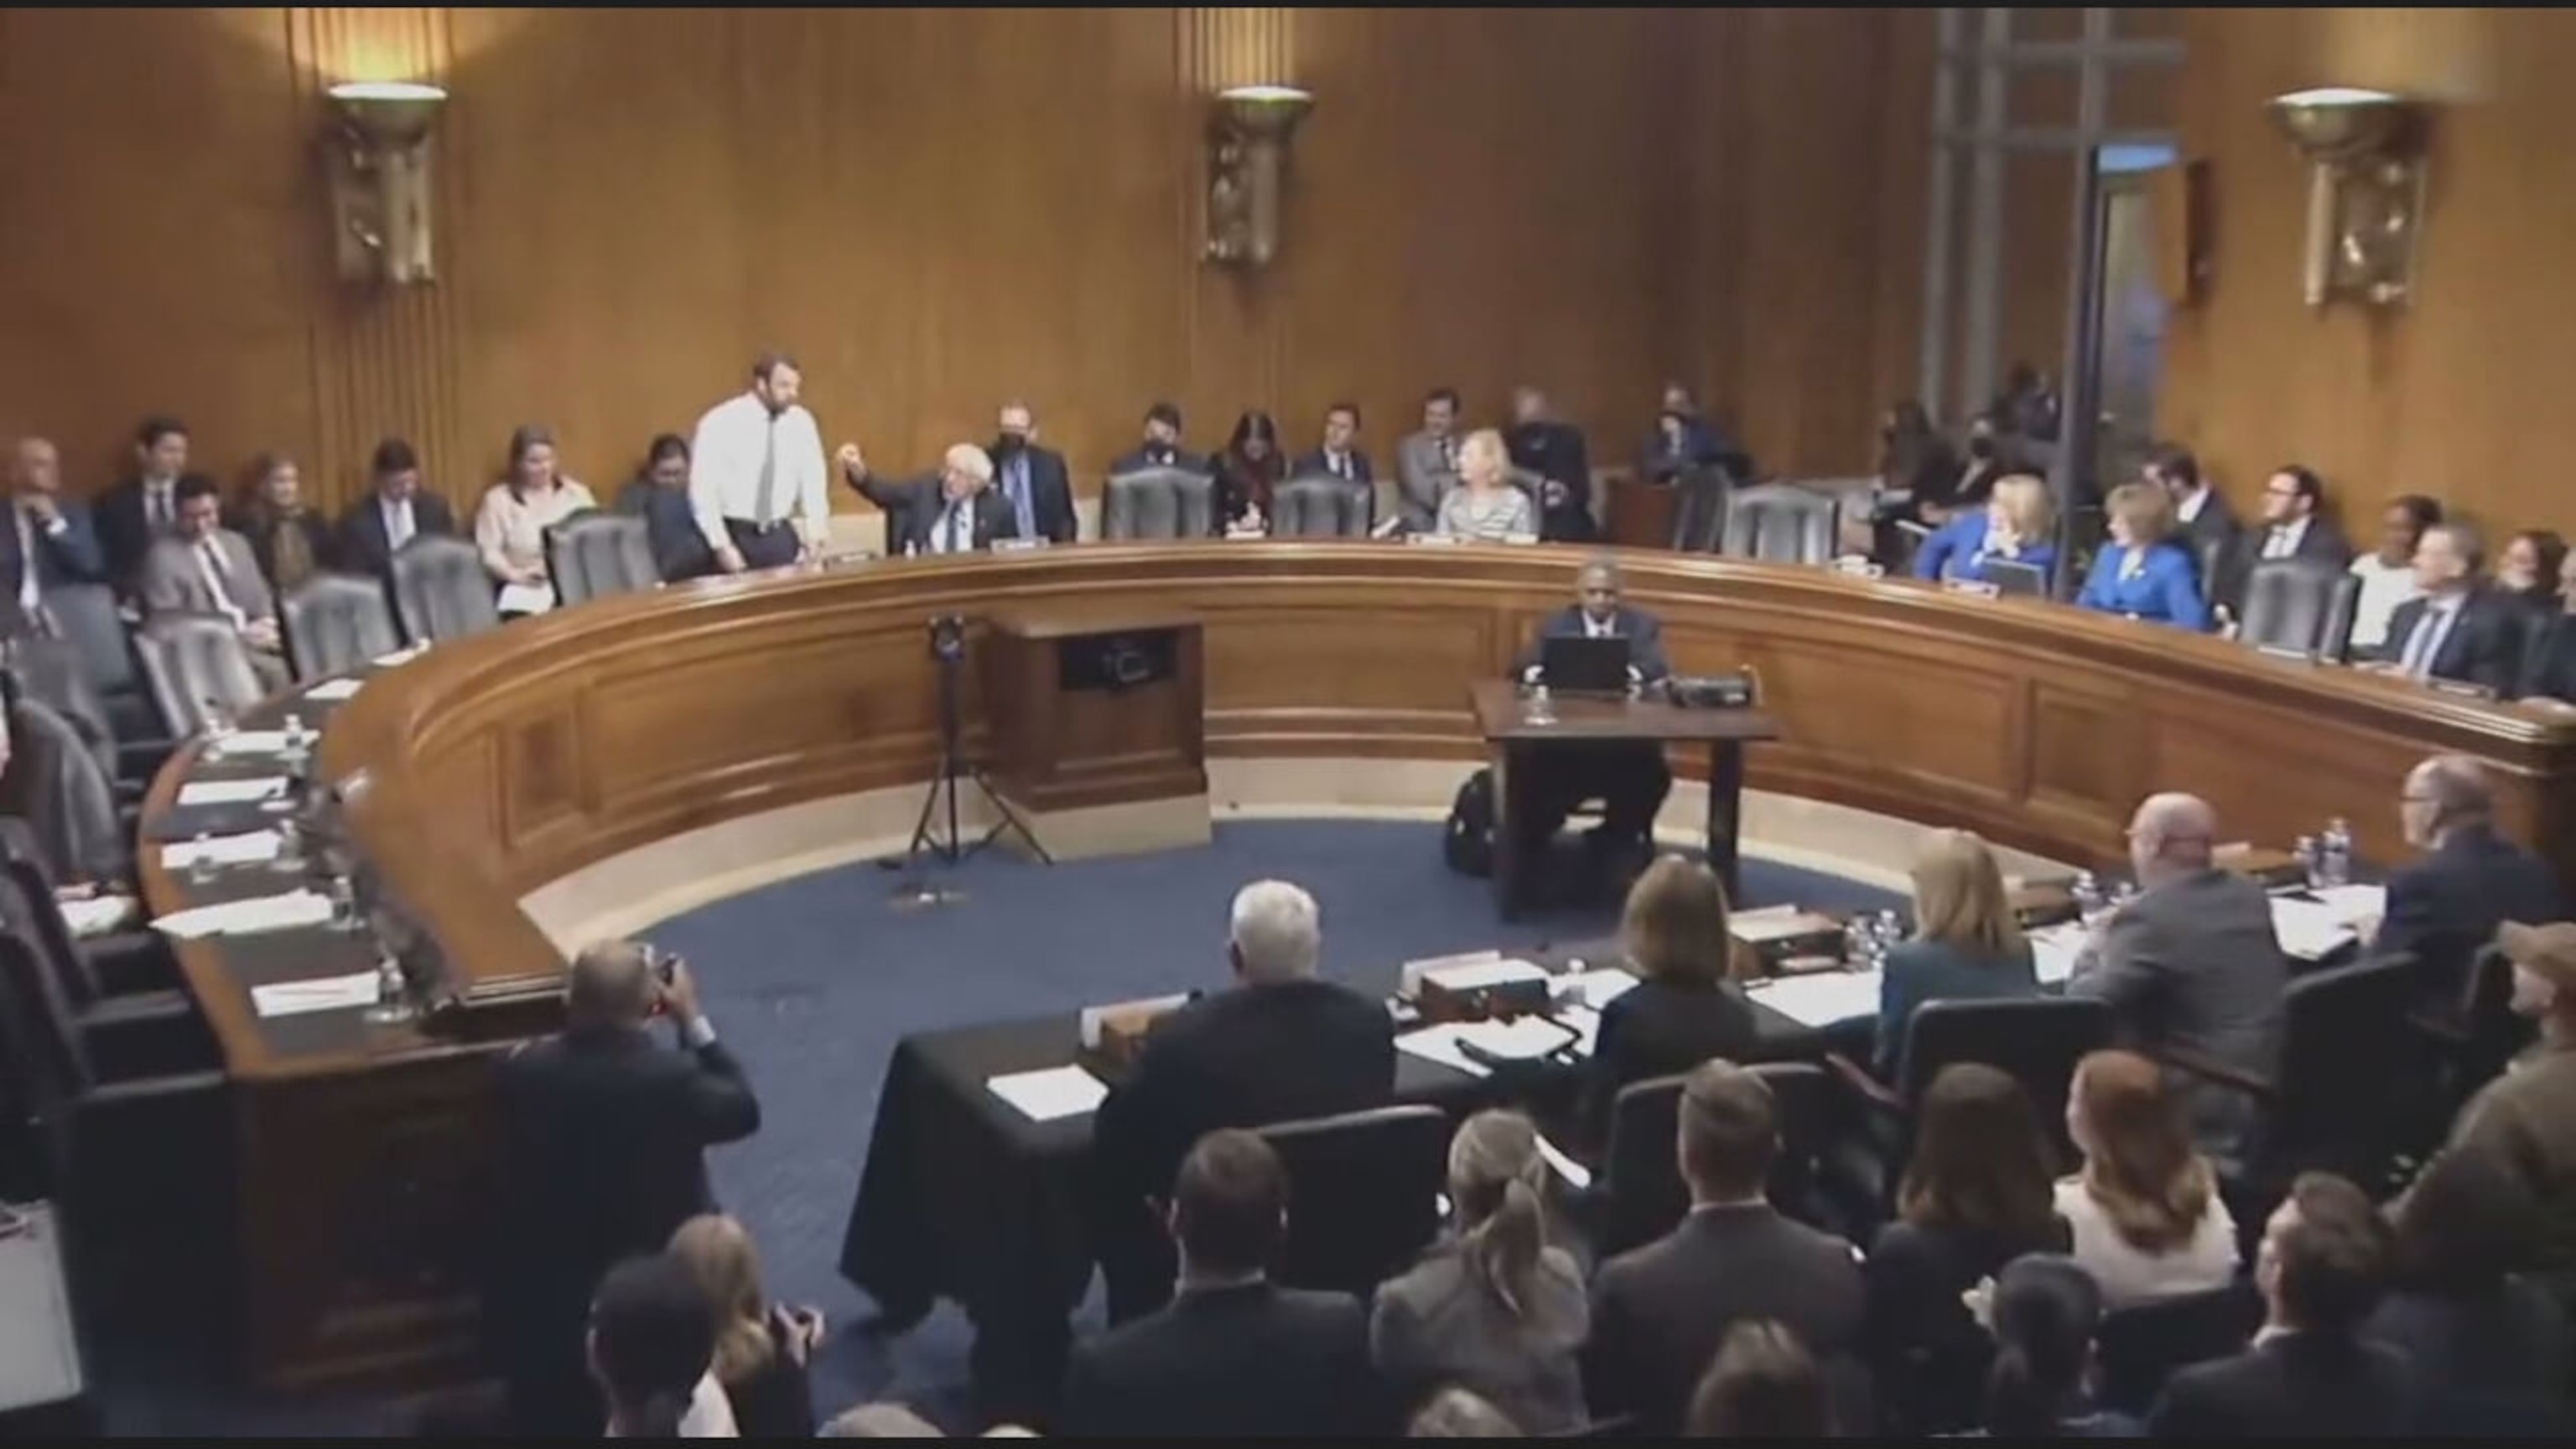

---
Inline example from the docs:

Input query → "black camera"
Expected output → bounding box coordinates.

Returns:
[927,614,968,665]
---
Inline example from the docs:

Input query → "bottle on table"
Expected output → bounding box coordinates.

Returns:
[2319,818,2354,888]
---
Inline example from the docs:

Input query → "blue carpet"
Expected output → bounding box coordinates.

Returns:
[98,819,1898,1435]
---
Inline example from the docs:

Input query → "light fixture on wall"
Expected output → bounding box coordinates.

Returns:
[325,80,448,287]
[1203,85,1314,270]
[2264,86,2428,309]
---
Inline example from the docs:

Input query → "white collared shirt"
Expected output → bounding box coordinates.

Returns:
[2175,486,2210,524]
[143,479,177,532]
[929,497,974,554]
[197,538,247,629]
[13,506,40,611]
[687,391,829,553]
[1584,611,1616,639]
[382,495,416,552]
[2261,516,2311,560]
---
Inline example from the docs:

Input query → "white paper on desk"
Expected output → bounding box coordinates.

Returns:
[1406,957,1548,998]
[58,893,138,939]
[304,676,364,702]
[2305,884,2387,927]
[2269,897,2359,962]
[1748,969,1883,1029]
[1535,1132,1593,1192]
[207,730,291,757]
[371,642,430,668]
[160,830,284,870]
[250,970,381,1018]
[174,776,288,807]
[1078,994,1190,1052]
[2028,922,2090,986]
[1558,967,1640,1011]
[496,581,557,615]
[1396,1024,1492,1079]
[152,889,335,941]
[985,1064,1109,1123]
[1558,1005,1602,1060]
[1396,1017,1573,1078]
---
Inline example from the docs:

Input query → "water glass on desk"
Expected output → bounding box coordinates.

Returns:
[1521,681,1555,726]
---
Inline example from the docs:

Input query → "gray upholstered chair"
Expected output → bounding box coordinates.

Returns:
[2238,557,2361,662]
[1720,482,1839,564]
[44,583,159,743]
[1271,475,1374,538]
[279,574,401,682]
[388,535,501,644]
[544,511,658,606]
[132,613,264,737]
[1102,467,1218,540]
[1669,465,1730,553]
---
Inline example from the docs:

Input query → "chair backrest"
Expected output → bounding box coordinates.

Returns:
[545,511,658,606]
[2192,532,2229,601]
[1257,1104,1449,1296]
[1720,483,1837,564]
[389,535,501,643]
[2266,954,2427,1186]
[1900,997,2115,1168]
[44,581,143,704]
[1602,1062,1837,1254]
[0,819,103,1012]
[1747,1060,1837,1231]
[133,612,265,736]
[1668,465,1729,553]
[2093,1281,2261,1415]
[0,699,126,887]
[2239,557,2360,661]
[1271,475,1374,538]
[2455,943,2535,1093]
[1103,467,1217,540]
[279,572,402,682]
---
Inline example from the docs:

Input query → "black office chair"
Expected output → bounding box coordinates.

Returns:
[388,535,501,643]
[1257,1104,1448,1297]
[0,818,208,1076]
[1720,483,1838,564]
[279,572,402,681]
[1596,1061,1840,1256]
[132,613,264,737]
[1667,465,1729,553]
[2414,943,2533,1119]
[1271,475,1374,538]
[1102,468,1218,540]
[2238,557,2360,661]
[545,511,660,605]
[2193,532,2230,605]
[2093,1280,2262,1415]
[0,694,130,886]
[44,581,164,744]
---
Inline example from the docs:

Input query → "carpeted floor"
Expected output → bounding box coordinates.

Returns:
[96,818,1898,1436]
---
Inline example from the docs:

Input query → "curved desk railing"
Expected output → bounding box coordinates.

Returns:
[138,543,2576,1386]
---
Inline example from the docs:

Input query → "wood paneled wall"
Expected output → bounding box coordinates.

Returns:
[0,7,1926,516]
[2160,8,2576,537]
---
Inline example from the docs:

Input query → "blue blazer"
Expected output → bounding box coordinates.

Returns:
[1911,511,2058,588]
[2077,542,2209,630]
[1874,938,2040,1079]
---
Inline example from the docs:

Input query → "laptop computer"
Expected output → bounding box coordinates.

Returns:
[1983,558,2049,598]
[1540,634,1633,694]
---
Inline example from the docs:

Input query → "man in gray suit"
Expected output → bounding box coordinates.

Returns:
[138,475,290,692]
[1393,387,1463,532]
[2067,792,2288,1161]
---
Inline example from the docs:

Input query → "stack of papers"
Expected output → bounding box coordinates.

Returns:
[175,776,288,807]
[152,890,335,941]
[1396,1017,1578,1078]
[304,677,365,702]
[2268,896,2360,962]
[2306,884,2387,927]
[985,1064,1109,1122]
[58,893,138,938]
[159,831,284,870]
[495,582,557,616]
[2028,922,2090,986]
[251,971,381,1018]
[1747,969,1883,1029]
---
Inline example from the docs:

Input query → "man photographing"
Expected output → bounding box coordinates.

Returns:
[689,351,833,574]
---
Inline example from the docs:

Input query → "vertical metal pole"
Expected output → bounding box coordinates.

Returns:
[1958,8,2012,424]
[2050,8,2115,577]
[1917,8,1964,420]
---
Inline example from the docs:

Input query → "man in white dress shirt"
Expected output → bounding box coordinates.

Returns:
[688,352,831,574]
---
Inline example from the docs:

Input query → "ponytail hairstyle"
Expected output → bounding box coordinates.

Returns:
[589,1253,716,1439]
[1982,1254,2104,1438]
[1447,1110,1551,1322]
[668,1213,777,1385]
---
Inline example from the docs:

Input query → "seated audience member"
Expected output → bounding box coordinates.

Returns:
[2369,1147,2573,1431]
[2075,481,2210,630]
[2219,465,2353,618]
[987,400,1077,544]
[2417,921,2576,1291]
[1292,401,1374,487]
[1395,388,1465,532]
[235,453,330,594]
[1090,880,1395,1323]
[2348,494,2440,658]
[1504,386,1594,542]
[2147,445,2239,561]
[1062,1130,1384,1438]
[1867,1065,2070,1434]
[2065,792,2285,1158]
[334,437,458,580]
[2373,756,2563,1011]
[616,434,717,583]
[841,442,1017,555]
[2150,1173,2416,1438]
[1435,428,1537,542]
[818,1403,945,1437]
[2516,546,2576,704]
[589,1253,736,1437]
[1371,1110,1588,1434]
[1405,1386,1521,1438]
[494,944,761,1436]
[1109,400,1206,476]
[98,413,200,589]
[1923,415,2014,522]
[1213,409,1285,530]
[1510,556,1672,880]
[2055,1050,2240,1310]
[668,1214,820,1440]
[1583,1062,1867,1436]
[1684,1320,1836,1438]
[1909,473,2056,589]
[3,436,108,625]
[2381,522,2526,694]
[2497,527,2568,615]
[1981,1252,2142,1437]
[1878,400,1959,517]
[1874,828,2040,1079]
[1638,380,1736,483]
[474,424,595,607]
[138,475,291,692]
[1579,855,1755,1153]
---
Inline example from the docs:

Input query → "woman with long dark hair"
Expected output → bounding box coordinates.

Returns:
[1215,409,1285,531]
[1980,1253,2139,1436]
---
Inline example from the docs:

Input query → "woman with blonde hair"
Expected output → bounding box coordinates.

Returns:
[1434,428,1537,542]
[2075,481,2209,629]
[1578,855,1758,1149]
[2054,1050,2239,1308]
[1911,472,2059,589]
[1873,829,2039,1078]
[1370,1109,1588,1434]
[667,1214,820,1438]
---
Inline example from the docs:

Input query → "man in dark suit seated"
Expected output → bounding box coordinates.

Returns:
[96,413,204,591]
[988,400,1078,543]
[1505,385,1597,543]
[2148,444,2238,579]
[1514,556,1673,886]
[1637,380,1737,483]
[4,438,108,622]
[2381,522,2527,695]
[490,942,761,1436]
[840,442,1021,556]
[1290,402,1374,487]
[2217,464,2354,619]
[1090,880,1395,1324]
[332,437,459,580]
[2372,755,2563,1012]
[1583,1061,1868,1436]
[1109,400,1208,476]
[614,433,716,582]
[2150,1172,2418,1437]
[1062,1130,1385,1438]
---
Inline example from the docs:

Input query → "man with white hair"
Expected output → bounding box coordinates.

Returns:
[2374,755,2564,1010]
[838,440,1021,555]
[1091,880,1395,1324]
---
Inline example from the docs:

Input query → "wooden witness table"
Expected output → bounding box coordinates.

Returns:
[135,541,2576,1391]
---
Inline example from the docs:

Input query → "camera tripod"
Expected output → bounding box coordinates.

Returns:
[887,626,1051,908]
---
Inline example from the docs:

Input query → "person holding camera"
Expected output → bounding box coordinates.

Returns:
[491,940,763,1436]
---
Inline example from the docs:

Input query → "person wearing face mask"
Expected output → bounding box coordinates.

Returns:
[985,399,1077,543]
[1919,418,2013,524]
[615,434,716,582]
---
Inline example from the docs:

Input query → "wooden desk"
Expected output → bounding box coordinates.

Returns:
[1469,679,1780,916]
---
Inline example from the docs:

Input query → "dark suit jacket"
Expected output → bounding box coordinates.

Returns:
[1867,1215,2073,1435]
[2176,488,2241,558]
[1288,448,1375,486]
[332,491,460,579]
[855,474,1021,555]
[97,474,203,587]
[1061,1280,1385,1438]
[2219,517,2355,615]
[239,509,331,593]
[0,500,106,610]
[1507,421,1595,542]
[2377,823,2563,1011]
[2520,614,2576,702]
[614,480,717,582]
[1521,605,1671,683]
[1579,978,1757,1152]
[2386,587,2528,695]
[2366,1283,2573,1432]
[990,444,1078,543]
[2148,1332,2420,1438]
[1584,1203,1869,1436]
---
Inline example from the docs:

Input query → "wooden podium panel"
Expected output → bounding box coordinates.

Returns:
[982,609,1208,814]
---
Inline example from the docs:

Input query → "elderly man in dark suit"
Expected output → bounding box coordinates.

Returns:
[3,437,107,631]
[1512,556,1673,883]
[2382,522,2529,695]
[333,438,459,580]
[986,399,1078,543]
[2372,755,2564,1011]
[841,442,1021,556]
[1506,385,1596,542]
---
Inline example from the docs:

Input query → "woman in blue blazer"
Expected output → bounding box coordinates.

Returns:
[2076,481,2210,630]
[1913,474,2059,589]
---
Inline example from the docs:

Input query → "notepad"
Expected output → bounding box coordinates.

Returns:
[58,893,138,939]
[304,677,364,702]
[250,971,381,1018]
[2028,922,2090,986]
[1556,967,1640,1011]
[496,581,557,615]
[985,1064,1109,1123]
[160,830,284,870]
[1748,969,1883,1029]
[153,890,335,940]
[2269,897,2359,962]
[175,776,288,807]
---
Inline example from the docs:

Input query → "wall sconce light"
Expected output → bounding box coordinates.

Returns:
[2264,86,2428,309]
[325,80,448,287]
[1203,85,1314,269]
